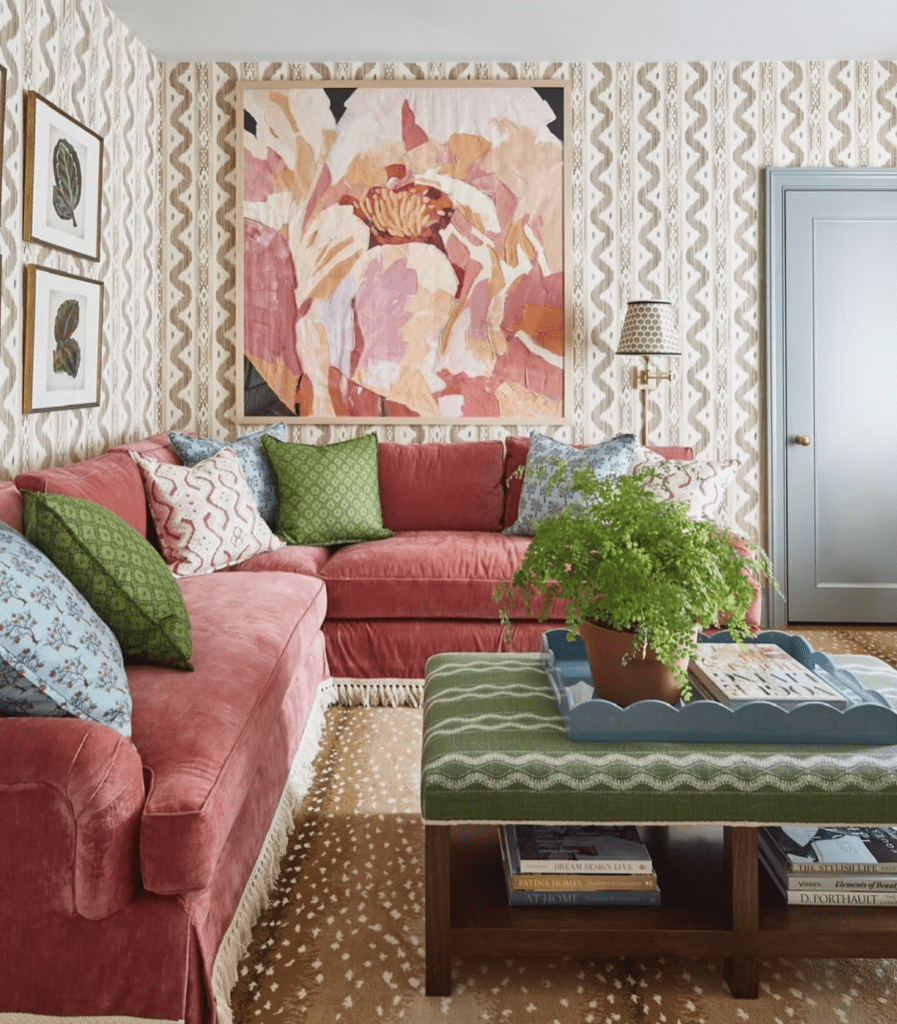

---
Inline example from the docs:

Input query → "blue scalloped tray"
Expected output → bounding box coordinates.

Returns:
[541,629,897,744]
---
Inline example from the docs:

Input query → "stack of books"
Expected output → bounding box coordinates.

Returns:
[498,824,660,906]
[689,644,848,709]
[759,826,897,905]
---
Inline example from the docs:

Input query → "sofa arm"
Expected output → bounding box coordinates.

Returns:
[0,718,145,921]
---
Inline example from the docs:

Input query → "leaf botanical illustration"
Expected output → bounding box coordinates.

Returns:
[52,138,82,228]
[52,298,81,378]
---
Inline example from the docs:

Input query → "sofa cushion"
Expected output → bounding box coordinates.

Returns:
[231,542,331,577]
[0,522,132,736]
[0,481,23,533]
[168,423,286,529]
[502,435,696,527]
[321,530,565,620]
[377,441,505,532]
[132,570,327,894]
[22,491,193,670]
[262,432,392,546]
[132,447,285,577]
[504,432,638,536]
[16,449,152,538]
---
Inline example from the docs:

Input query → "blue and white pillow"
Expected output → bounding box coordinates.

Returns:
[504,432,638,537]
[169,423,286,529]
[0,522,132,737]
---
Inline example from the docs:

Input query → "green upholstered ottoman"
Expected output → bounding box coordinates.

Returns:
[421,652,897,999]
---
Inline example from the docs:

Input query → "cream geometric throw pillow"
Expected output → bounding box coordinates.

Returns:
[131,447,285,577]
[630,446,739,521]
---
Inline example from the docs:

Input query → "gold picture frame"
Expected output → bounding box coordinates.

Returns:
[236,79,571,424]
[24,264,104,413]
[23,91,104,262]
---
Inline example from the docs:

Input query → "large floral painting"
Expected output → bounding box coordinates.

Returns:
[237,80,569,422]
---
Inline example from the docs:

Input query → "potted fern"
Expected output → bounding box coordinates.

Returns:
[494,461,777,705]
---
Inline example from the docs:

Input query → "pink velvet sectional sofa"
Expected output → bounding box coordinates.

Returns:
[0,430,742,1023]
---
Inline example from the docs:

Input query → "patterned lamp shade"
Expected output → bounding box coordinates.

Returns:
[617,300,680,357]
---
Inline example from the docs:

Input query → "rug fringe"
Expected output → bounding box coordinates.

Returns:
[332,677,424,708]
[211,677,337,1024]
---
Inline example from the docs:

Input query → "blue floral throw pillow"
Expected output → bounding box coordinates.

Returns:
[0,522,132,737]
[168,423,286,529]
[504,432,638,537]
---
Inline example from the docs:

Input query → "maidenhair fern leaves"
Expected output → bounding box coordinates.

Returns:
[52,298,81,378]
[52,137,82,227]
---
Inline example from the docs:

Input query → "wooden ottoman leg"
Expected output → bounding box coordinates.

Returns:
[724,825,760,998]
[425,824,452,995]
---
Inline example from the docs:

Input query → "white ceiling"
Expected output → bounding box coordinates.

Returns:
[104,0,897,64]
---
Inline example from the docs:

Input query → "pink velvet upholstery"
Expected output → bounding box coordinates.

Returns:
[501,435,695,528]
[233,542,332,577]
[378,440,505,531]
[323,618,566,679]
[0,718,144,920]
[0,480,23,532]
[131,570,327,894]
[321,530,564,620]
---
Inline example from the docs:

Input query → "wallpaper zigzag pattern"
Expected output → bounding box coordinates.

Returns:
[1,16,895,547]
[0,0,159,477]
[162,59,897,542]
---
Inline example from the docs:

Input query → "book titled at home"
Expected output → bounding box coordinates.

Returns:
[504,824,653,874]
[498,827,660,906]
[688,644,847,709]
[760,826,897,874]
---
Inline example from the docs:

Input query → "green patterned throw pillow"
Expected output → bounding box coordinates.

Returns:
[261,433,393,546]
[22,491,194,670]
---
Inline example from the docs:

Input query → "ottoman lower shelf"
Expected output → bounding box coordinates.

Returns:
[424,823,897,997]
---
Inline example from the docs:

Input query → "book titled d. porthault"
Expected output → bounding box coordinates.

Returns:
[688,644,847,709]
[504,825,653,874]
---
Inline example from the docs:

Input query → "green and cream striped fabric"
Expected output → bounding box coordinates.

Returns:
[420,653,897,827]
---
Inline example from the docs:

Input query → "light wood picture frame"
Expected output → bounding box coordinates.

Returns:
[23,91,103,262]
[236,79,571,424]
[24,265,103,413]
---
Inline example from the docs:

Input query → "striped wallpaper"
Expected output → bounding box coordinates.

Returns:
[0,0,161,477]
[1,1,895,548]
[160,59,897,542]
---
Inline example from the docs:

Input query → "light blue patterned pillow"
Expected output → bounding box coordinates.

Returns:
[168,423,286,529]
[0,522,132,737]
[504,432,638,537]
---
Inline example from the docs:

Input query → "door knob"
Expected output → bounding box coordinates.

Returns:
[794,434,812,446]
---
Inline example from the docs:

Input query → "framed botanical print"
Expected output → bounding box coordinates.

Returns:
[236,79,570,424]
[23,91,103,261]
[24,265,104,413]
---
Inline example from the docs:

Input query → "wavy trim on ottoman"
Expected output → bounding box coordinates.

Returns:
[332,677,424,708]
[211,677,337,1024]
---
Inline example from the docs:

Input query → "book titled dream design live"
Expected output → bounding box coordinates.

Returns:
[505,825,653,874]
[688,644,847,709]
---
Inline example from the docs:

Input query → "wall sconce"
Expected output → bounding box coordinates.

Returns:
[616,300,680,446]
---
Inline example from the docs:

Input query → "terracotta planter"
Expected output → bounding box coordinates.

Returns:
[578,619,687,707]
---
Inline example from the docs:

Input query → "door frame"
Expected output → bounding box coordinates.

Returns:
[764,167,897,627]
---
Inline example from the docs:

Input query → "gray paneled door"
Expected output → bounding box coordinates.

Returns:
[767,169,897,624]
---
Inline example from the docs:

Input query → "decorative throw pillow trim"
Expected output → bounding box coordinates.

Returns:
[21,491,194,671]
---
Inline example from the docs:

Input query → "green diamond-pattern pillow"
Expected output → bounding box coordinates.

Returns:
[261,433,393,546]
[22,491,194,670]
